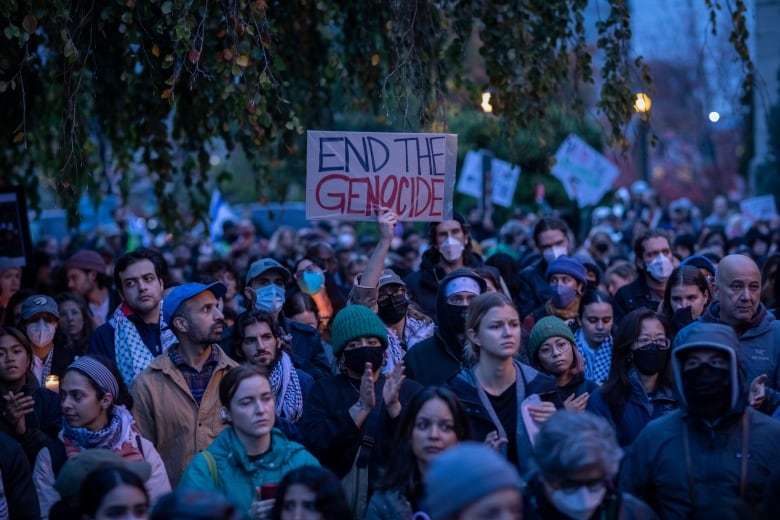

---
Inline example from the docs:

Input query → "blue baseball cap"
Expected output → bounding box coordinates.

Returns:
[162,282,227,325]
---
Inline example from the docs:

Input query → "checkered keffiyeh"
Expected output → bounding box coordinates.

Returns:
[574,328,613,385]
[114,302,176,388]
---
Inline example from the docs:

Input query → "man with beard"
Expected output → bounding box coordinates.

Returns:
[620,321,780,518]
[242,258,333,380]
[89,248,176,387]
[403,269,487,386]
[613,230,674,326]
[131,282,238,486]
[696,254,780,414]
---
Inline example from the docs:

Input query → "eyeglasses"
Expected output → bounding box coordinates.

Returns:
[636,337,670,350]
[538,340,571,356]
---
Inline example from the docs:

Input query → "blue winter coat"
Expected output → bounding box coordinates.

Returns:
[587,369,677,447]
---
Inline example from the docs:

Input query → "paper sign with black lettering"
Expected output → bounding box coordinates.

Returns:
[306,130,457,221]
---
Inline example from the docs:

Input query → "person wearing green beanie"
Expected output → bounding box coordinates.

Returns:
[529,316,597,413]
[300,305,422,519]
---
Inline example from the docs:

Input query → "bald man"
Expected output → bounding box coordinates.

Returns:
[675,254,780,414]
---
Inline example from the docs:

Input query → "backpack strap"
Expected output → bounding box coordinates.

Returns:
[201,450,219,488]
[135,435,145,460]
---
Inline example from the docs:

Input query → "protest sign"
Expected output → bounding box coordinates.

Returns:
[306,130,457,221]
[456,150,483,198]
[740,195,778,223]
[0,186,32,268]
[551,134,619,206]
[490,158,521,208]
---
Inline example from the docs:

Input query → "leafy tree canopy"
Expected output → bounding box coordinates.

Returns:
[0,0,751,229]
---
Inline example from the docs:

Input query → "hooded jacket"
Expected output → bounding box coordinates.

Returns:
[698,301,780,413]
[178,427,319,519]
[404,251,483,324]
[619,322,780,519]
[447,359,559,476]
[403,270,487,386]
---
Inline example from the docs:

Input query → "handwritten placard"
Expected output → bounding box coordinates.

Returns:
[740,195,778,223]
[551,134,619,207]
[306,131,457,221]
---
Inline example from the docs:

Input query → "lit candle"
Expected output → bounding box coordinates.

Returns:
[45,375,59,393]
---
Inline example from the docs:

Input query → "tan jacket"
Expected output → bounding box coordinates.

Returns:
[130,345,237,486]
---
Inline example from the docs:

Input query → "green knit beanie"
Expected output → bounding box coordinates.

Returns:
[331,304,388,356]
[528,316,576,362]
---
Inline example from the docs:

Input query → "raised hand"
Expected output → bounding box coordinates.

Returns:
[382,361,405,418]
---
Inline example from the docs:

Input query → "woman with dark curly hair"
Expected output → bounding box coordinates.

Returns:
[271,466,352,520]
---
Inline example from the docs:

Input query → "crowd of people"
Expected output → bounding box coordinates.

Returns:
[4,183,780,519]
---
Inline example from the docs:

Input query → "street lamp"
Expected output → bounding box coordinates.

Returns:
[481,92,493,113]
[634,92,651,182]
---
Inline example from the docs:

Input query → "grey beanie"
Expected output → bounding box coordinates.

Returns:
[423,442,522,520]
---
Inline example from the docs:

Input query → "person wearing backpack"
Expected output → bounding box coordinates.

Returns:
[178,364,318,520]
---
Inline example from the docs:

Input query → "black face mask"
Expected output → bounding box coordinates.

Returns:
[343,346,385,374]
[595,242,609,254]
[445,304,469,334]
[632,346,668,375]
[682,364,731,419]
[377,294,409,325]
[671,306,694,332]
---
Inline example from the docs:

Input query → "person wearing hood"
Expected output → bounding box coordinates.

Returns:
[404,215,483,323]
[403,269,487,386]
[522,255,587,333]
[179,364,319,520]
[619,321,780,518]
[447,292,560,475]
[697,254,780,414]
[613,230,674,326]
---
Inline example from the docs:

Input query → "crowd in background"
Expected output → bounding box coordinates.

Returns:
[4,179,780,519]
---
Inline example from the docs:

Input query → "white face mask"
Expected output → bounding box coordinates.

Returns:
[548,485,607,520]
[439,237,465,263]
[543,245,567,264]
[646,253,674,282]
[27,319,56,348]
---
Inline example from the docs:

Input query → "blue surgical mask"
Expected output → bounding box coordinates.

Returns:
[300,271,325,296]
[254,285,286,313]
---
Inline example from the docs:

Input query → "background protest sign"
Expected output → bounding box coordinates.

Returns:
[306,130,457,221]
[0,186,33,268]
[456,150,521,208]
[490,158,521,208]
[740,195,778,224]
[551,134,619,207]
